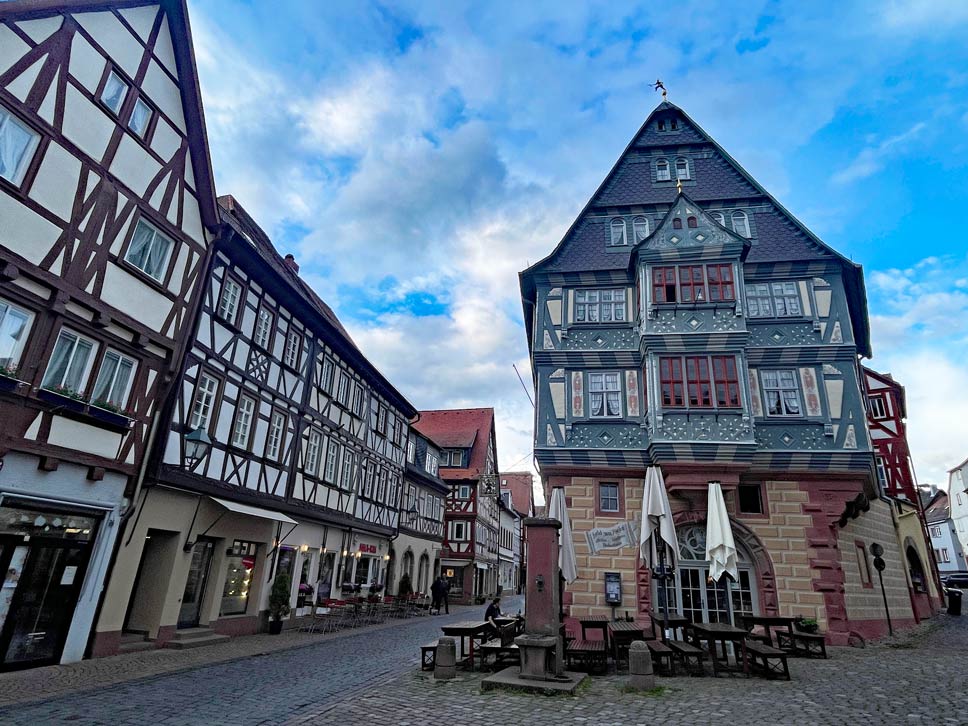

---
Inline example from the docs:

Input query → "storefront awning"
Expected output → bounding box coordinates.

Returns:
[209,496,297,525]
[440,559,467,567]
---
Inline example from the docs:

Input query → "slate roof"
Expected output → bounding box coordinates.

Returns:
[923,491,949,523]
[501,471,535,518]
[413,408,495,481]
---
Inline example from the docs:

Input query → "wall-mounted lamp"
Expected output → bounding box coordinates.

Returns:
[300,544,309,553]
[183,427,213,468]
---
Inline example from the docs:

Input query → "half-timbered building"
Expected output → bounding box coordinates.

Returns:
[413,408,500,603]
[520,100,933,642]
[0,0,218,669]
[93,195,416,654]
[500,471,534,592]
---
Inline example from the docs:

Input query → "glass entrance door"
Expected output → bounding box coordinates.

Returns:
[178,539,215,629]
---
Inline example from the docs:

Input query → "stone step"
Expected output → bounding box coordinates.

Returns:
[120,631,149,644]
[166,628,230,650]
[118,639,156,654]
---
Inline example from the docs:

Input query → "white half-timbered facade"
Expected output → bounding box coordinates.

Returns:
[0,0,218,670]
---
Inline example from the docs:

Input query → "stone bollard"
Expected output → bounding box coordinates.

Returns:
[628,640,655,690]
[434,636,457,680]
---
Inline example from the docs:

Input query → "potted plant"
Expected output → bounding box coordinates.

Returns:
[89,398,133,428]
[795,616,820,634]
[267,573,292,634]
[38,384,88,413]
[0,364,24,393]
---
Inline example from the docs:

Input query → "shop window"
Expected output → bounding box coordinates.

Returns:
[738,483,764,514]
[221,541,257,616]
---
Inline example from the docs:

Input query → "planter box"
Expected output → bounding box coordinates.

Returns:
[38,388,88,413]
[0,375,24,393]
[89,405,133,429]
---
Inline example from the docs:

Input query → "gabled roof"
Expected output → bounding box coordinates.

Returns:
[948,456,968,474]
[862,366,907,419]
[519,100,871,357]
[922,490,949,523]
[413,408,495,481]
[0,0,220,232]
[501,471,535,518]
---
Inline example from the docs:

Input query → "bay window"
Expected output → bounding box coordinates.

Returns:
[575,288,626,323]
[651,264,735,304]
[589,371,622,418]
[659,355,742,409]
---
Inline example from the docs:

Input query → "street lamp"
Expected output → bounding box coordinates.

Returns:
[183,427,212,468]
[404,504,419,528]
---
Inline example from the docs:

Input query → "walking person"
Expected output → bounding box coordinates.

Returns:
[430,575,444,614]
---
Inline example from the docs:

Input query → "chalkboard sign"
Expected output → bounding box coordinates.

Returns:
[604,571,622,605]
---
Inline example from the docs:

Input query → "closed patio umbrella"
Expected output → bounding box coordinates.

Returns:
[705,481,738,625]
[548,487,578,584]
[640,467,678,640]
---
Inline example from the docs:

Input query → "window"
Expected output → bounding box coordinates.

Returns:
[340,450,354,490]
[125,219,173,281]
[731,210,751,238]
[659,355,742,409]
[100,71,128,114]
[673,218,683,229]
[321,357,335,392]
[352,383,366,417]
[869,396,888,420]
[0,298,32,368]
[0,107,40,186]
[425,453,439,476]
[91,350,136,408]
[655,159,670,181]
[670,118,678,130]
[657,119,665,131]
[217,277,242,324]
[589,371,622,418]
[336,371,350,406]
[679,266,706,302]
[231,395,256,448]
[254,308,273,349]
[711,212,725,226]
[738,483,763,514]
[42,329,96,393]
[323,439,341,483]
[452,521,467,540]
[377,405,387,434]
[574,288,626,323]
[652,267,678,303]
[632,217,650,242]
[284,330,301,369]
[930,526,942,538]
[675,158,690,180]
[306,429,323,475]
[458,484,472,499]
[875,457,888,489]
[448,450,463,467]
[855,542,872,588]
[189,373,219,430]
[940,548,950,563]
[609,218,627,246]
[761,370,801,416]
[599,483,619,513]
[266,410,285,460]
[651,265,734,304]
[687,216,698,228]
[746,282,802,318]
[706,265,735,302]
[406,439,415,463]
[128,98,152,138]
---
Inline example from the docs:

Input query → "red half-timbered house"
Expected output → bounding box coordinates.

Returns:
[0,0,218,670]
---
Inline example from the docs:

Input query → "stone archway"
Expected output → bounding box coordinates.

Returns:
[904,537,932,622]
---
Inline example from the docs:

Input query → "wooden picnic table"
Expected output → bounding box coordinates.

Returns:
[440,621,490,669]
[607,620,647,665]
[578,615,610,649]
[743,615,795,647]
[688,622,750,677]
[649,610,690,640]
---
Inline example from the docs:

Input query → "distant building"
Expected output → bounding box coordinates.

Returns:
[497,495,521,594]
[501,471,535,589]
[922,487,965,575]
[946,458,968,569]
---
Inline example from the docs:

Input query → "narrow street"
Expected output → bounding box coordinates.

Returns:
[0,595,524,726]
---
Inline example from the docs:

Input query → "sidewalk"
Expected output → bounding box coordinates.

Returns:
[0,601,484,708]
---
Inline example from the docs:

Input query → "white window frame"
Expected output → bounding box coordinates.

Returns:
[406,439,415,463]
[655,158,670,181]
[337,371,350,405]
[41,328,98,394]
[306,428,323,475]
[217,277,242,324]
[254,307,273,349]
[599,482,620,512]
[425,453,438,476]
[869,396,888,420]
[675,157,690,180]
[100,70,128,114]
[231,395,257,449]
[875,456,888,489]
[0,297,33,369]
[459,484,472,499]
[91,349,137,409]
[746,282,802,318]
[731,210,751,238]
[324,439,341,483]
[352,383,366,417]
[589,371,622,418]
[609,218,627,246]
[761,369,802,417]
[128,96,152,138]
[340,450,354,490]
[632,216,650,243]
[574,288,626,324]
[266,410,286,460]
[189,373,219,431]
[283,329,301,369]
[0,107,41,186]
[124,219,173,282]
[321,357,335,392]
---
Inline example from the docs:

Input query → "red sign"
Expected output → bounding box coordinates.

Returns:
[358,544,377,554]
[241,555,256,570]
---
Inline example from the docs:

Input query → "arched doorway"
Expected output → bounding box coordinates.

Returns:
[399,550,414,595]
[417,553,430,594]
[905,541,932,622]
[653,524,761,624]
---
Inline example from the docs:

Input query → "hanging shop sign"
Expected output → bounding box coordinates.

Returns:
[358,543,377,554]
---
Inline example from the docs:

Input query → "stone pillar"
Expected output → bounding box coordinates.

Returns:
[515,517,563,680]
[434,636,456,680]
[628,640,655,690]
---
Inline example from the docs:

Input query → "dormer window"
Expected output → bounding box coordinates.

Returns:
[687,216,698,228]
[711,212,725,226]
[670,118,678,130]
[675,158,690,180]
[657,119,665,131]
[632,217,650,243]
[731,210,751,238]
[609,218,627,246]
[673,218,682,230]
[656,159,670,181]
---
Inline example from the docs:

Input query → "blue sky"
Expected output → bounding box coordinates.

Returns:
[189,0,968,490]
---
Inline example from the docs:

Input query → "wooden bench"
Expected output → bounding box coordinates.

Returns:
[479,623,518,671]
[776,631,828,659]
[420,641,439,671]
[566,638,607,674]
[668,639,705,676]
[746,641,791,680]
[646,639,675,675]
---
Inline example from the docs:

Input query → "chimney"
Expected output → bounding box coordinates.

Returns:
[284,253,300,274]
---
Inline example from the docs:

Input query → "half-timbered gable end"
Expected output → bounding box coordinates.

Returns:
[862,367,918,501]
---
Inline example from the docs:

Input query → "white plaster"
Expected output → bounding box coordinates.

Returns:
[184,148,196,190]
[64,301,93,321]
[6,55,44,103]
[110,135,161,197]
[29,142,82,222]
[148,181,166,212]
[142,59,185,132]
[815,289,831,318]
[825,378,844,419]
[547,299,561,326]
[819,322,827,337]
[207,447,224,478]
[18,16,64,43]
[104,322,131,341]
[37,81,56,124]
[62,86,114,161]
[10,276,51,300]
[167,240,190,296]
[68,32,105,93]
[550,381,565,418]
[149,116,182,163]
[153,15,178,77]
[830,321,843,344]
[48,416,122,458]
[24,414,42,441]
[181,189,205,243]
[108,216,128,256]
[0,25,30,78]
[75,10,144,77]
[119,5,159,42]
[97,262,171,332]
[0,195,63,264]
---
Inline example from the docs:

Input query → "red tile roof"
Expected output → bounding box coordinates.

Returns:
[501,471,534,518]
[413,408,495,480]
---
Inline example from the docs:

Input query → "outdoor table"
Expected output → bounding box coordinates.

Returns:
[607,621,646,666]
[744,615,795,647]
[688,622,750,677]
[578,615,610,649]
[649,610,690,640]
[440,621,489,669]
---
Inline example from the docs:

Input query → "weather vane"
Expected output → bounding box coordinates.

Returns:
[653,79,667,100]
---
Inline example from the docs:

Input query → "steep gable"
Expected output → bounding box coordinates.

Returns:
[413,408,495,480]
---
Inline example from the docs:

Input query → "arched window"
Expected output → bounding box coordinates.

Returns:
[656,159,671,182]
[731,210,751,238]
[711,212,725,226]
[632,216,650,242]
[675,158,690,180]
[417,553,430,593]
[609,218,627,246]
[673,218,683,230]
[687,217,698,228]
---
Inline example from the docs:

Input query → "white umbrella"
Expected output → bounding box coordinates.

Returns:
[705,481,738,625]
[549,487,578,584]
[640,467,678,640]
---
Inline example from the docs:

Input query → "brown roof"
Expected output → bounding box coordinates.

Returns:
[923,491,949,523]
[501,471,534,518]
[413,408,495,480]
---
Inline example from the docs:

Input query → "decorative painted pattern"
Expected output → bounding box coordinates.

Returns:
[560,328,638,350]
[799,367,822,417]
[570,371,584,418]
[625,371,640,417]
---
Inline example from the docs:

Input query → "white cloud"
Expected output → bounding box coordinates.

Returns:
[831,122,927,185]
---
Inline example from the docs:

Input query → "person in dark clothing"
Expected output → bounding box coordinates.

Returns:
[431,575,450,615]
[484,597,503,639]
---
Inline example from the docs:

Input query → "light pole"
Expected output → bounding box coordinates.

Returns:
[870,542,892,636]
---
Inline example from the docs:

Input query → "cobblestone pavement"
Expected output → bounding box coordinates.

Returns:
[1,604,963,725]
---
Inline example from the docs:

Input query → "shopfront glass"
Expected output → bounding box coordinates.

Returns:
[315,552,335,604]
[220,541,257,616]
[354,556,374,587]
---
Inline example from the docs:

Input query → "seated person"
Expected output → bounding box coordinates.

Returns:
[484,597,503,639]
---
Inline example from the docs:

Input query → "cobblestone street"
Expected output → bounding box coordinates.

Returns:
[1,604,964,725]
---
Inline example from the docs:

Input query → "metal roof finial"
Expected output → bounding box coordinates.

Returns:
[653,79,667,100]
[676,177,683,194]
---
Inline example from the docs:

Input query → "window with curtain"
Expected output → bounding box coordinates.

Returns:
[91,350,136,407]
[100,71,128,114]
[189,373,219,430]
[632,216,650,242]
[42,329,96,393]
[0,108,40,186]
[761,370,801,416]
[266,410,286,460]
[0,299,32,369]
[589,372,622,417]
[128,97,152,138]
[609,218,627,246]
[125,219,173,281]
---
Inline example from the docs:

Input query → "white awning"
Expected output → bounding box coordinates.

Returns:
[440,559,468,567]
[209,496,297,525]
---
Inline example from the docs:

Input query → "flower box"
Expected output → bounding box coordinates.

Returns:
[38,387,88,413]
[88,405,133,429]
[0,375,25,393]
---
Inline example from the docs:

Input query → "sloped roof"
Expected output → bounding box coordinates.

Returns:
[923,490,949,523]
[413,408,495,480]
[501,471,535,518]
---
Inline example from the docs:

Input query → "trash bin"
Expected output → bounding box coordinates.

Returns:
[947,588,962,616]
